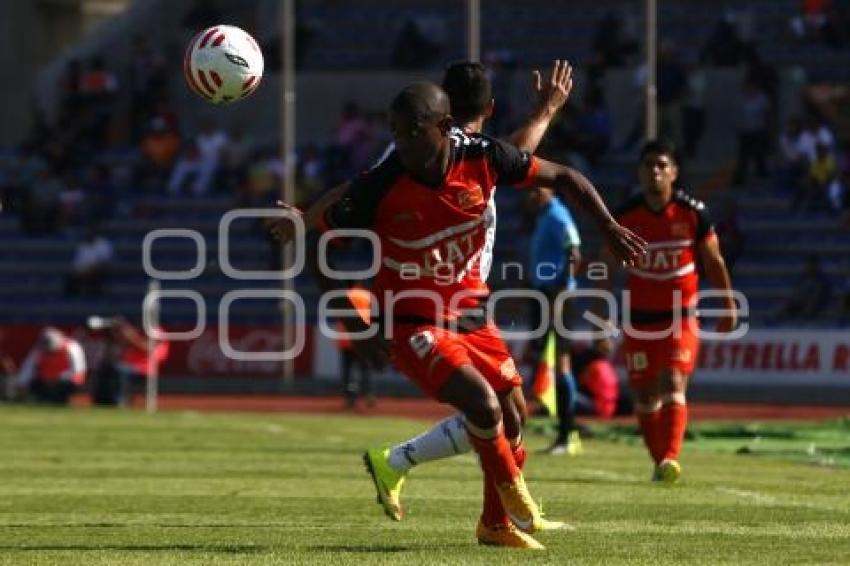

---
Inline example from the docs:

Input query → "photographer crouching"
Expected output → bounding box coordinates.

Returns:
[89,316,169,407]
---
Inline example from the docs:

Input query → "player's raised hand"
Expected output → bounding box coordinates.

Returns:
[532,59,573,116]
[265,200,303,244]
[602,221,647,267]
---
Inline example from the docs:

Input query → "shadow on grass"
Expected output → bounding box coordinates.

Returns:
[2,544,266,553]
[308,544,467,553]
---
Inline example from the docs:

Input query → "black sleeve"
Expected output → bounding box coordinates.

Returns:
[323,153,401,231]
[695,203,714,241]
[485,136,535,185]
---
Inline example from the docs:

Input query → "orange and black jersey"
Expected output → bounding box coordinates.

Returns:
[321,130,539,322]
[615,190,715,315]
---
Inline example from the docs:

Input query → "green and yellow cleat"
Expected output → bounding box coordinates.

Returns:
[363,447,406,521]
[544,430,584,457]
[655,459,682,485]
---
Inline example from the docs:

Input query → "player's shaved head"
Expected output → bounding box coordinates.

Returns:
[442,61,492,124]
[390,82,451,124]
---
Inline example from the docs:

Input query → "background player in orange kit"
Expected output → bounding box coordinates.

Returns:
[604,139,737,483]
[310,82,645,549]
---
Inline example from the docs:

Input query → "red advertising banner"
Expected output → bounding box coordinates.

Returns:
[695,330,850,385]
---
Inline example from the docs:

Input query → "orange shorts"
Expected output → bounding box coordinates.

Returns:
[622,317,700,388]
[391,322,523,399]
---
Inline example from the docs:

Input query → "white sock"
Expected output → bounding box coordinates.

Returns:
[387,413,471,474]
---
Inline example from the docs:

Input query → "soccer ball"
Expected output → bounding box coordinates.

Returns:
[183,25,264,105]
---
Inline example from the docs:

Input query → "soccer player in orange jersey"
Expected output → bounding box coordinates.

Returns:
[310,83,645,549]
[605,139,737,483]
[270,60,577,541]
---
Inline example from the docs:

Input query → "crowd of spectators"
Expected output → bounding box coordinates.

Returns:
[0,2,848,326]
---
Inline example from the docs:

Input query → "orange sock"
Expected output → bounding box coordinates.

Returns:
[468,430,520,485]
[661,402,688,461]
[480,438,526,527]
[637,409,665,464]
[511,442,527,470]
[467,431,525,527]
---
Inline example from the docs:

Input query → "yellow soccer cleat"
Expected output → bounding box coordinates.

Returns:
[495,473,542,534]
[657,459,682,485]
[476,520,545,550]
[363,447,406,521]
[544,430,584,457]
[565,430,584,456]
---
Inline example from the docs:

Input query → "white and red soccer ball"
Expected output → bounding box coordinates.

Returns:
[183,25,264,105]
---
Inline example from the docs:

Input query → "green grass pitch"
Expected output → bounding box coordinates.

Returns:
[1,407,849,565]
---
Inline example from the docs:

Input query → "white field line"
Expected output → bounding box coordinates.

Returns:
[582,468,643,482]
[715,486,778,504]
[716,486,848,514]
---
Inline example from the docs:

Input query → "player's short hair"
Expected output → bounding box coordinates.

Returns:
[639,139,678,164]
[390,82,450,124]
[441,61,492,124]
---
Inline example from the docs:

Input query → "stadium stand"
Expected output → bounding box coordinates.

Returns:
[2,0,849,337]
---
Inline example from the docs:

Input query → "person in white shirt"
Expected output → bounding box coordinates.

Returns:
[168,120,229,195]
[15,328,86,405]
[65,229,114,296]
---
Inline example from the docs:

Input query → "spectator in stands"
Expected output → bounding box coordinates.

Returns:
[803,114,836,156]
[83,164,117,223]
[714,198,745,276]
[733,79,771,185]
[140,117,181,190]
[3,144,47,215]
[682,65,707,158]
[745,49,780,108]
[776,254,833,321]
[700,13,749,67]
[332,101,369,175]
[575,88,612,167]
[14,328,86,405]
[795,141,837,212]
[90,317,169,407]
[129,36,168,139]
[21,167,63,235]
[57,170,88,228]
[79,56,119,147]
[240,148,283,208]
[58,59,84,126]
[790,0,832,43]
[658,42,688,151]
[588,10,638,79]
[296,143,325,199]
[168,119,228,196]
[390,19,441,69]
[65,227,113,296]
[776,116,810,195]
[221,126,254,192]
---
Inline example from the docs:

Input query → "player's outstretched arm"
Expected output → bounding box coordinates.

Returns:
[508,59,573,153]
[267,182,351,244]
[699,234,738,332]
[532,159,647,266]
